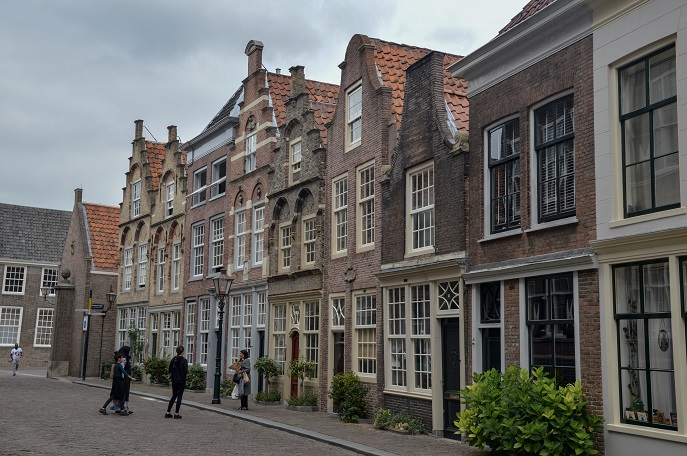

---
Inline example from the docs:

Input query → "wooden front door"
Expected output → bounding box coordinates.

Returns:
[442,318,462,439]
[290,332,299,397]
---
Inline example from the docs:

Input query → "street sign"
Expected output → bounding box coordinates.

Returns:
[91,303,104,310]
[83,316,88,331]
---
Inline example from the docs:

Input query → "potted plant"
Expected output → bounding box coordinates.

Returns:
[287,357,317,411]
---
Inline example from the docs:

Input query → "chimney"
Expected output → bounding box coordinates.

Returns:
[75,188,83,204]
[275,68,281,75]
[168,125,177,143]
[134,119,144,140]
[245,40,264,75]
[289,66,305,98]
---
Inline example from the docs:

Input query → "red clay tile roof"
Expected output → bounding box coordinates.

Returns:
[145,141,166,191]
[500,0,557,34]
[83,203,120,272]
[443,54,469,132]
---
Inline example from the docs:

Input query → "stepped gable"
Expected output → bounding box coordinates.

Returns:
[145,141,166,191]
[0,203,71,263]
[500,0,557,34]
[443,54,469,132]
[83,202,119,272]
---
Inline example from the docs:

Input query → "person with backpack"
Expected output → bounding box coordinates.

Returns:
[165,345,188,419]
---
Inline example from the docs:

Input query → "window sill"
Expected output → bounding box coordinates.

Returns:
[357,244,375,254]
[383,388,432,401]
[191,202,206,209]
[331,251,348,260]
[208,194,225,202]
[356,374,377,383]
[608,206,686,228]
[607,423,687,444]
[188,276,204,282]
[404,246,435,259]
[345,140,361,153]
[478,229,522,243]
[525,216,578,233]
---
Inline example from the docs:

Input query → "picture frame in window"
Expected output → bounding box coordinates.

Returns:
[624,409,637,421]
[671,412,678,426]
[635,411,648,422]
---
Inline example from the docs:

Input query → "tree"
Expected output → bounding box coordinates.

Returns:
[254,356,279,394]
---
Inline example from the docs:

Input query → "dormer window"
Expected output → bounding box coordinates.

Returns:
[245,132,257,173]
[165,181,174,218]
[131,180,141,218]
[290,140,302,184]
[346,84,362,149]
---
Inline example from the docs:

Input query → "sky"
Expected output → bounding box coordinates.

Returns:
[0,0,526,212]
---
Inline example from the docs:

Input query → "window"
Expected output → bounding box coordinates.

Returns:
[34,308,54,347]
[235,212,246,270]
[386,285,431,391]
[131,179,141,218]
[117,305,147,360]
[191,224,205,278]
[230,295,242,362]
[303,218,316,266]
[615,260,675,429]
[123,248,133,291]
[280,225,292,271]
[408,163,434,252]
[290,140,302,183]
[41,268,59,296]
[161,312,172,357]
[185,301,196,364]
[332,296,345,328]
[620,46,679,217]
[253,205,264,265]
[355,294,376,376]
[257,291,267,327]
[489,119,521,233]
[3,266,26,295]
[333,176,348,254]
[245,132,256,173]
[137,243,147,288]
[243,294,252,353]
[358,163,375,248]
[304,302,320,378]
[347,85,362,147]
[526,273,575,386]
[0,307,22,344]
[192,168,207,207]
[171,242,181,291]
[199,297,210,365]
[535,95,575,222]
[211,217,224,273]
[273,304,287,375]
[211,158,227,199]
[156,246,165,293]
[150,313,158,356]
[478,282,501,373]
[165,181,174,218]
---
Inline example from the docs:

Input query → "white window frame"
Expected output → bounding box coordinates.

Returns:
[302,216,316,267]
[199,297,210,366]
[406,162,435,256]
[40,267,59,296]
[171,242,181,291]
[253,205,264,266]
[131,179,141,218]
[332,174,348,257]
[191,167,207,207]
[123,247,133,291]
[279,223,292,272]
[0,306,23,345]
[357,161,375,251]
[354,292,376,378]
[165,180,175,218]
[3,265,26,295]
[331,295,345,329]
[211,216,224,273]
[210,157,227,199]
[290,138,302,184]
[257,291,267,327]
[33,307,54,347]
[245,132,257,173]
[273,303,287,375]
[304,301,320,379]
[346,83,362,150]
[185,300,196,364]
[156,246,165,294]
[137,243,147,288]
[116,305,147,361]
[191,223,205,278]
[235,211,247,270]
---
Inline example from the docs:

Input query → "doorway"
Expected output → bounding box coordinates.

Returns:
[258,330,265,393]
[442,318,461,439]
[290,332,300,398]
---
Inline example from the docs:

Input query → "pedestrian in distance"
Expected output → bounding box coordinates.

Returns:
[165,345,188,419]
[110,352,129,416]
[236,349,251,411]
[100,351,121,415]
[118,345,136,414]
[10,343,22,376]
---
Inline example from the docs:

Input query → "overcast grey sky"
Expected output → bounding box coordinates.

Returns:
[0,0,525,211]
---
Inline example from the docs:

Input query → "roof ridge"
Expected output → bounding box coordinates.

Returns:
[83,202,119,209]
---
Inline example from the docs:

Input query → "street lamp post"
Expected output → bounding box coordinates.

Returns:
[208,268,233,404]
[98,287,118,377]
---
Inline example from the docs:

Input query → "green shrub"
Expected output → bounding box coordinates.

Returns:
[288,392,318,407]
[287,357,317,397]
[255,390,281,402]
[373,408,394,429]
[220,376,235,398]
[329,372,368,423]
[254,356,280,394]
[456,366,603,455]
[373,408,427,435]
[101,359,114,379]
[186,363,205,390]
[143,355,170,386]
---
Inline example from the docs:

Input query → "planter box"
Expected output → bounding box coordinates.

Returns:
[287,405,318,412]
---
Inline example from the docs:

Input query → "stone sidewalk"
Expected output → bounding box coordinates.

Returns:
[73,374,486,456]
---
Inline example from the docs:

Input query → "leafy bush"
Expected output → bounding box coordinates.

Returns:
[101,359,114,379]
[255,390,281,402]
[374,408,427,435]
[254,356,280,394]
[287,357,317,397]
[220,376,235,398]
[329,372,368,423]
[130,364,143,381]
[456,366,603,455]
[186,363,205,390]
[143,355,170,386]
[288,392,318,407]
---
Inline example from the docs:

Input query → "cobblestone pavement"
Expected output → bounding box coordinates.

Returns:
[0,368,487,456]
